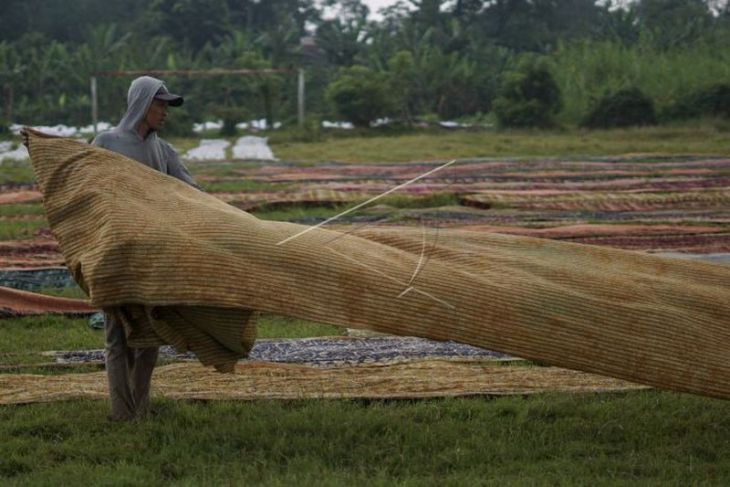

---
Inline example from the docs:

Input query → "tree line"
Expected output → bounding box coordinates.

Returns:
[1,0,729,133]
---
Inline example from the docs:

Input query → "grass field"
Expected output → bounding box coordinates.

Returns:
[167,120,730,164]
[268,122,730,163]
[1,124,729,485]
[1,310,729,485]
[1,392,728,485]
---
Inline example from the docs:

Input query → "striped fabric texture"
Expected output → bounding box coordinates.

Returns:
[25,130,730,397]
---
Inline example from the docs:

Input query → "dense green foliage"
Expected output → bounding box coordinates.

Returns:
[493,56,562,128]
[582,87,657,128]
[671,83,730,120]
[551,39,730,125]
[0,0,729,130]
[326,66,393,127]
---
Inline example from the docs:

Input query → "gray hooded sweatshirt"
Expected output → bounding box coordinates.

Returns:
[93,76,199,188]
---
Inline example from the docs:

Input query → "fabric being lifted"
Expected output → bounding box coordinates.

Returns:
[24,129,730,398]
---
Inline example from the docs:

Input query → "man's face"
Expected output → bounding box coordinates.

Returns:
[145,99,169,132]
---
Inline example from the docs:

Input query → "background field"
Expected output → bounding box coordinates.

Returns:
[1,126,729,485]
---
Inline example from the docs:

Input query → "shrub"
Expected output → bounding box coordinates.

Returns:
[325,66,394,128]
[388,50,418,123]
[667,83,730,120]
[493,57,562,128]
[217,107,248,137]
[696,83,730,118]
[582,87,657,128]
[271,115,323,143]
[163,104,195,137]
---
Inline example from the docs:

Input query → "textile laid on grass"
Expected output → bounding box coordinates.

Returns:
[0,362,647,405]
[52,337,514,367]
[460,190,730,212]
[24,129,730,398]
[461,224,727,240]
[0,240,65,268]
[0,190,43,204]
[217,189,364,212]
[0,286,96,317]
[232,136,277,161]
[216,156,730,207]
[0,267,76,291]
[201,156,730,250]
[460,225,730,254]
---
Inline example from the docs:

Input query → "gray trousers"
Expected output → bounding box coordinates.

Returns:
[105,313,159,420]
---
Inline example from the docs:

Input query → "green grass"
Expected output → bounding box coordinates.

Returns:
[167,136,206,155]
[255,314,344,339]
[0,160,35,185]
[0,219,47,240]
[35,287,89,299]
[0,312,344,368]
[187,160,262,178]
[270,122,730,163]
[380,193,460,209]
[0,392,728,485]
[200,179,287,193]
[6,124,730,181]
[2,305,728,485]
[0,203,45,217]
[249,194,461,223]
[251,204,349,222]
[0,315,101,356]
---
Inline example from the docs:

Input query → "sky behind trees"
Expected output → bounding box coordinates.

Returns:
[361,0,403,17]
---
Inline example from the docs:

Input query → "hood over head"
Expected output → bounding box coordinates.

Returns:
[118,76,182,133]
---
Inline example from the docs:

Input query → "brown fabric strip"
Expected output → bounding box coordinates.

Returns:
[0,362,647,404]
[0,286,96,317]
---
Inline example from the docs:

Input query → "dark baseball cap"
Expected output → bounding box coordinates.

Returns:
[154,84,184,107]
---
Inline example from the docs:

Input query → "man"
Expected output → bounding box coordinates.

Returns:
[93,75,199,420]
[94,76,198,187]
